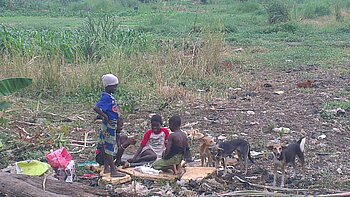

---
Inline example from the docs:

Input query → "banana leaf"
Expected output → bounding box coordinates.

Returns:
[0,77,33,97]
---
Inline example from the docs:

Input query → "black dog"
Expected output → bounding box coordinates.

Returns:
[211,139,254,175]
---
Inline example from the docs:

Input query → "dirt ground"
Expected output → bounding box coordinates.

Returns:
[118,65,350,195]
[1,65,349,196]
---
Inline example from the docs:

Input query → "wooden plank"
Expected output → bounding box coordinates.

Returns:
[100,173,131,185]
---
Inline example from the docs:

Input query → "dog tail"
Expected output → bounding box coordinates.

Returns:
[248,146,254,164]
[297,137,306,153]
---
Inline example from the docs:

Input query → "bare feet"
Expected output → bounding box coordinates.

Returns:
[111,171,126,177]
[122,162,130,169]
[103,166,111,174]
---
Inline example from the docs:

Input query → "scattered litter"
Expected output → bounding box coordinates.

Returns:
[318,134,326,140]
[336,168,343,174]
[250,151,264,157]
[233,47,243,52]
[115,181,149,195]
[15,160,50,176]
[65,160,75,183]
[246,111,255,115]
[332,128,341,133]
[218,135,227,140]
[1,164,18,174]
[80,174,98,179]
[134,166,160,175]
[285,59,293,63]
[250,121,259,125]
[0,140,2,149]
[78,161,99,168]
[272,127,290,133]
[240,133,247,136]
[148,113,156,118]
[176,180,186,186]
[46,147,72,169]
[273,91,284,95]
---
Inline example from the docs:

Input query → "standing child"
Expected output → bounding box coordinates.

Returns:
[93,74,124,177]
[152,115,189,175]
[124,115,169,168]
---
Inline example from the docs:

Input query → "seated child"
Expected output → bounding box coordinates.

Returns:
[152,115,189,175]
[124,114,169,168]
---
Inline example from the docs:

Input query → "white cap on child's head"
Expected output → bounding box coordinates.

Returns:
[102,74,119,87]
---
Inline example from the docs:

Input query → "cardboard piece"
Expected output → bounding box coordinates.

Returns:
[181,167,216,181]
[100,172,132,184]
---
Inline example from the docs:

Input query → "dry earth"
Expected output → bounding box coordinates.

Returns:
[1,65,349,196]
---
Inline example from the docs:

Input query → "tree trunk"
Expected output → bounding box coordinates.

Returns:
[0,172,108,197]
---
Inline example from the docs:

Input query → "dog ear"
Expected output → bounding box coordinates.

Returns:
[281,143,287,149]
[266,143,275,150]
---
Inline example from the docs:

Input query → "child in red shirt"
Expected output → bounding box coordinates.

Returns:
[124,115,169,168]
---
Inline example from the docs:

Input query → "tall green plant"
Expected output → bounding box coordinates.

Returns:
[265,0,290,24]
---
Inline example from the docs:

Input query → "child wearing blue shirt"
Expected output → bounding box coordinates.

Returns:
[93,74,125,177]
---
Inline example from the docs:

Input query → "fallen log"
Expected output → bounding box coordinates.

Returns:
[0,172,108,197]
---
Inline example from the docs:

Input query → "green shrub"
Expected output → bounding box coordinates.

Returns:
[265,0,290,24]
[261,22,298,34]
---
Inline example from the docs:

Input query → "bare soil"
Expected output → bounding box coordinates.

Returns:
[1,65,349,196]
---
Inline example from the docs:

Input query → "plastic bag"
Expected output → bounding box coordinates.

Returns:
[15,160,50,176]
[46,147,72,169]
[65,160,75,183]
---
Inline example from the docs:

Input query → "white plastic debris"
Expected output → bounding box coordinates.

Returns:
[336,168,343,174]
[247,111,255,115]
[274,91,284,95]
[317,134,326,140]
[217,135,227,140]
[65,160,75,183]
[250,151,264,157]
[134,166,160,175]
[272,127,291,133]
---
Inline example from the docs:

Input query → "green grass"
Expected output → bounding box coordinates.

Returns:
[1,0,350,106]
[0,16,84,30]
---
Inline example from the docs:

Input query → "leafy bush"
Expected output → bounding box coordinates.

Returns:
[265,0,290,24]
[261,22,299,34]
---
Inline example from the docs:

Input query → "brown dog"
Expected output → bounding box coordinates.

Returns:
[199,136,215,167]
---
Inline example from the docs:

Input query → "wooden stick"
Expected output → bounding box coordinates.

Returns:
[233,175,309,192]
[220,190,306,197]
[15,120,42,126]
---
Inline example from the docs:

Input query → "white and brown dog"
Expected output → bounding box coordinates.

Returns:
[267,137,306,188]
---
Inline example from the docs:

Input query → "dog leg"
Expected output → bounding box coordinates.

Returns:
[173,164,178,175]
[273,163,277,187]
[281,163,285,188]
[223,158,227,176]
[292,162,296,178]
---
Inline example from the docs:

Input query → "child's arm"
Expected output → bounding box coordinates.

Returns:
[163,134,173,158]
[93,106,112,124]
